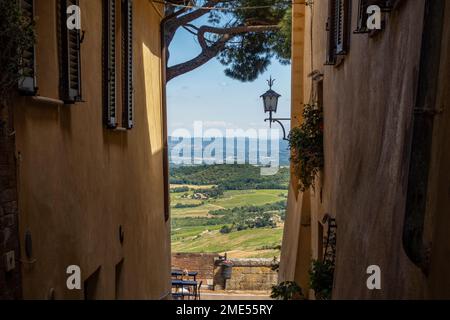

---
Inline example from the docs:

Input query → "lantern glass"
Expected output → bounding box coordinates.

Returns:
[261,90,281,114]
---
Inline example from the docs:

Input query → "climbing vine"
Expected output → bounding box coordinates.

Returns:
[288,103,324,191]
[309,218,336,300]
[0,0,35,106]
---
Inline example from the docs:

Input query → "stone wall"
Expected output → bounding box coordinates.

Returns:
[0,103,21,299]
[172,254,278,291]
[220,259,278,291]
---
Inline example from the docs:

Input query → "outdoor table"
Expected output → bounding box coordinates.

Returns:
[171,270,198,281]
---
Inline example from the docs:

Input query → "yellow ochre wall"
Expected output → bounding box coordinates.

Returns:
[282,0,450,299]
[13,0,170,299]
[278,1,312,294]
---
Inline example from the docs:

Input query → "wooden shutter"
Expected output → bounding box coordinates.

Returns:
[122,0,133,129]
[370,0,396,11]
[104,0,117,129]
[325,0,336,65]
[355,0,370,33]
[334,0,349,55]
[59,0,82,103]
[18,0,37,95]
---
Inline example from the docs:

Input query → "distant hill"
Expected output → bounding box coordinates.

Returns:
[170,164,289,190]
[169,137,290,166]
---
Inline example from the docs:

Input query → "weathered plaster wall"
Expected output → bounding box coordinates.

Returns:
[13,0,170,299]
[0,103,21,299]
[282,0,450,299]
[278,1,309,291]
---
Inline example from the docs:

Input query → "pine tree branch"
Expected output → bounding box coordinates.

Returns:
[166,24,279,81]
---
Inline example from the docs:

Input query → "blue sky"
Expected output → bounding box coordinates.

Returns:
[166,24,292,136]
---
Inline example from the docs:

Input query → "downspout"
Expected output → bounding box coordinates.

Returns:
[403,0,445,275]
[161,12,170,222]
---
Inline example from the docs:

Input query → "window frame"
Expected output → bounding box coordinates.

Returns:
[103,0,134,130]
[325,0,351,65]
[355,0,403,34]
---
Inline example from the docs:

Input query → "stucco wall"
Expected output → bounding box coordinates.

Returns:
[282,0,450,299]
[278,0,308,289]
[13,0,170,299]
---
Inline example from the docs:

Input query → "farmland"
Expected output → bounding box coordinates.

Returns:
[170,165,288,258]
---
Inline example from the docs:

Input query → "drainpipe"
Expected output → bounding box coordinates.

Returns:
[403,0,445,275]
[161,13,170,222]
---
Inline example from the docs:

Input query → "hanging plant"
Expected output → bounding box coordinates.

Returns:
[288,103,324,191]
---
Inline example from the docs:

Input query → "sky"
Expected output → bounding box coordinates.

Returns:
[166,22,292,137]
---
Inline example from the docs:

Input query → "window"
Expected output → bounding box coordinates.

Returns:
[103,0,134,130]
[355,0,370,34]
[355,0,401,34]
[18,0,37,95]
[58,0,82,103]
[325,0,350,65]
[115,259,124,299]
[318,222,324,261]
[84,267,101,300]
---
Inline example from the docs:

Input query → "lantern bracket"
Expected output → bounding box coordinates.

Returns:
[264,111,290,141]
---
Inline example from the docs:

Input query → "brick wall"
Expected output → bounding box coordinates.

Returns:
[172,253,219,287]
[0,102,22,299]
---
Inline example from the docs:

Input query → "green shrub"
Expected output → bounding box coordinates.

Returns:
[309,259,334,300]
[271,281,303,300]
[173,203,202,209]
[220,225,232,234]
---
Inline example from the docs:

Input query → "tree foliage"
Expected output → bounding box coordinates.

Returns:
[164,0,292,82]
[169,164,290,190]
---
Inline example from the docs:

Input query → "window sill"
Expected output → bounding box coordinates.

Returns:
[30,96,65,106]
[111,127,131,132]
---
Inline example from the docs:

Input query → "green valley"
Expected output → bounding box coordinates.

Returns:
[170,165,289,259]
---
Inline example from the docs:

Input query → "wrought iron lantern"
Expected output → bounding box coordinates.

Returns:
[261,76,290,140]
